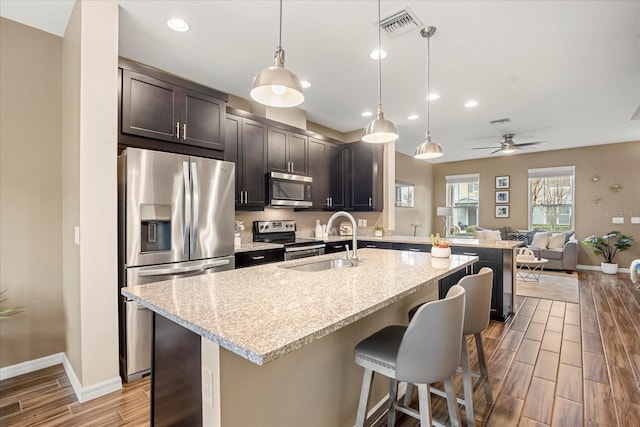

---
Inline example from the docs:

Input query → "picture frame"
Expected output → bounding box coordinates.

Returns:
[495,205,510,218]
[495,175,510,189]
[495,190,510,204]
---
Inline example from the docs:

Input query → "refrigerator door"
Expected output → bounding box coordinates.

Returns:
[124,148,190,267]
[189,156,235,260]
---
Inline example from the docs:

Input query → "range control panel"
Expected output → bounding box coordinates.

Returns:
[253,220,296,234]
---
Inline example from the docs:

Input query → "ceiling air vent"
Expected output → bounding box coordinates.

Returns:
[377,6,423,37]
[489,118,511,125]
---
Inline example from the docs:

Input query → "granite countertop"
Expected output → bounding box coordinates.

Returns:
[122,249,477,365]
[324,235,523,249]
[234,242,283,253]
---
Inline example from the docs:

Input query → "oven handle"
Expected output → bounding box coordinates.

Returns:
[285,244,326,253]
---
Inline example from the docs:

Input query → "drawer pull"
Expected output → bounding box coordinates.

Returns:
[366,245,376,248]
[333,245,344,249]
[463,252,477,256]
[409,248,420,252]
[251,255,265,260]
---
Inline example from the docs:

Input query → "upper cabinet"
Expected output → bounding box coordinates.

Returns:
[267,126,308,175]
[225,114,267,210]
[347,142,384,211]
[307,138,345,210]
[119,59,228,154]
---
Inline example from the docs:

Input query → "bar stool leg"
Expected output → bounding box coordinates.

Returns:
[475,333,493,405]
[355,368,374,427]
[403,383,414,407]
[388,379,398,427]
[417,384,433,427]
[444,377,461,427]
[460,338,476,426]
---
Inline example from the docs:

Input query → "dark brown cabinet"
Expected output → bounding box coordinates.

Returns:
[225,114,267,210]
[121,68,225,151]
[235,248,284,268]
[324,241,350,254]
[307,138,345,210]
[347,142,384,211]
[267,126,308,175]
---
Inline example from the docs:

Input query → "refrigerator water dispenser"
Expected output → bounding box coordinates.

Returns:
[140,204,171,253]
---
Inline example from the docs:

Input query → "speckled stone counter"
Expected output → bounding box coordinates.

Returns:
[233,241,283,253]
[122,248,477,365]
[324,234,523,249]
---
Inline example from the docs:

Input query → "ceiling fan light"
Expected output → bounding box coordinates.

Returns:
[501,147,516,154]
[363,106,399,143]
[251,49,304,108]
[414,136,443,159]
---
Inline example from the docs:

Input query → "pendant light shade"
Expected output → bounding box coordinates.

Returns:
[415,133,443,159]
[363,0,398,143]
[363,105,399,143]
[415,26,443,159]
[251,0,304,108]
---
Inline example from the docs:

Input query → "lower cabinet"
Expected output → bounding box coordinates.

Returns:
[235,248,284,269]
[325,241,350,254]
[392,242,430,252]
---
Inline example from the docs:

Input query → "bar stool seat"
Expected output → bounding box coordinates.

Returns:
[354,285,466,427]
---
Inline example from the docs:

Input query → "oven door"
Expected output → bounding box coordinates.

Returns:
[284,244,326,261]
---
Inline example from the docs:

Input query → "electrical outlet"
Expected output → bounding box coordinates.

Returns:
[612,217,624,224]
[632,217,640,224]
[202,367,213,406]
[357,219,363,227]
[362,219,367,227]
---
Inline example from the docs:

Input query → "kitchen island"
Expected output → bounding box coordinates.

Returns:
[122,248,477,426]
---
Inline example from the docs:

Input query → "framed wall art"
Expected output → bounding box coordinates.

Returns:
[495,190,509,204]
[495,205,510,218]
[495,175,510,189]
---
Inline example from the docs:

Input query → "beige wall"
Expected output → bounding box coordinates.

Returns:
[0,18,65,367]
[432,141,640,267]
[394,152,434,237]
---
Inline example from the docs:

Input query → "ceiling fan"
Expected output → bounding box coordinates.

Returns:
[472,134,545,154]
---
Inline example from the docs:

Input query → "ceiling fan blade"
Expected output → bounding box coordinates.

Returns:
[515,141,546,147]
[472,146,501,150]
[489,148,502,154]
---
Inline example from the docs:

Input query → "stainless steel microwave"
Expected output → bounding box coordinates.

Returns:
[267,171,312,208]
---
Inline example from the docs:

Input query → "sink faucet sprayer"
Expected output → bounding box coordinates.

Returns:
[326,211,359,264]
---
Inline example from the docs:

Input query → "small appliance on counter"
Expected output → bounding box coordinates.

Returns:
[339,222,353,236]
[253,220,325,261]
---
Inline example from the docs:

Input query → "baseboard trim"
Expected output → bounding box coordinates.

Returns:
[0,352,65,381]
[62,354,122,403]
[0,352,122,403]
[577,264,630,273]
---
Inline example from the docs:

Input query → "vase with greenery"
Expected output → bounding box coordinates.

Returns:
[583,231,634,274]
[373,225,384,237]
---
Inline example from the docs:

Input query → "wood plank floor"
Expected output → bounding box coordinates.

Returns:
[1,271,638,426]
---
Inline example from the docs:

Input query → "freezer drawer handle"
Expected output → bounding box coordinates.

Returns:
[137,259,231,277]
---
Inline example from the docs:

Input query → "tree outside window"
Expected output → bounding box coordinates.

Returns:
[529,167,574,231]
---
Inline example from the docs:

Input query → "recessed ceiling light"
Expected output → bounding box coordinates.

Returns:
[465,100,479,108]
[301,81,311,89]
[167,18,190,32]
[361,111,373,117]
[408,114,419,120]
[427,93,440,101]
[369,49,387,60]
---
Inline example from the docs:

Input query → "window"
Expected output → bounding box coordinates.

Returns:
[528,166,575,231]
[446,174,480,237]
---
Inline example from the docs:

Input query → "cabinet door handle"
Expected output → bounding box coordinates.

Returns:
[409,248,420,252]
[368,197,372,207]
[242,191,247,204]
[463,252,477,256]
[333,245,344,249]
[366,245,377,248]
[182,123,187,140]
[326,197,330,207]
[176,122,180,139]
[329,197,333,207]
[251,255,265,260]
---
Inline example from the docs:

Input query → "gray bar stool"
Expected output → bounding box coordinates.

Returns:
[354,285,466,427]
[407,267,494,426]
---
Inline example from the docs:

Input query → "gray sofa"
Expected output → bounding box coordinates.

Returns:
[503,228,578,272]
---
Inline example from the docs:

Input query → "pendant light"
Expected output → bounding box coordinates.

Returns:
[251,0,304,108]
[415,26,443,159]
[362,0,398,143]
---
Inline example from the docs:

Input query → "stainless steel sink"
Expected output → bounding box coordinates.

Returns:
[282,258,355,272]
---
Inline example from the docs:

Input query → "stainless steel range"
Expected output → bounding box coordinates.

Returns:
[253,220,325,261]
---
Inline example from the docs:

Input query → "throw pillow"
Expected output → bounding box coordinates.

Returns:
[530,232,551,248]
[473,229,483,239]
[525,230,539,245]
[564,230,575,244]
[483,230,502,241]
[548,233,566,249]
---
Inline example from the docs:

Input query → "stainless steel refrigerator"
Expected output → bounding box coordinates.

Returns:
[118,147,235,382]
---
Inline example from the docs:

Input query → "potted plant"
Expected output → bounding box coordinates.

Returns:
[583,231,634,274]
[430,234,451,258]
[373,225,384,237]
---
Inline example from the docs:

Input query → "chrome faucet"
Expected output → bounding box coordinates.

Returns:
[326,211,359,264]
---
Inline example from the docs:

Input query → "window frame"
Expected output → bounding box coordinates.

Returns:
[527,166,575,231]
[445,173,480,237]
